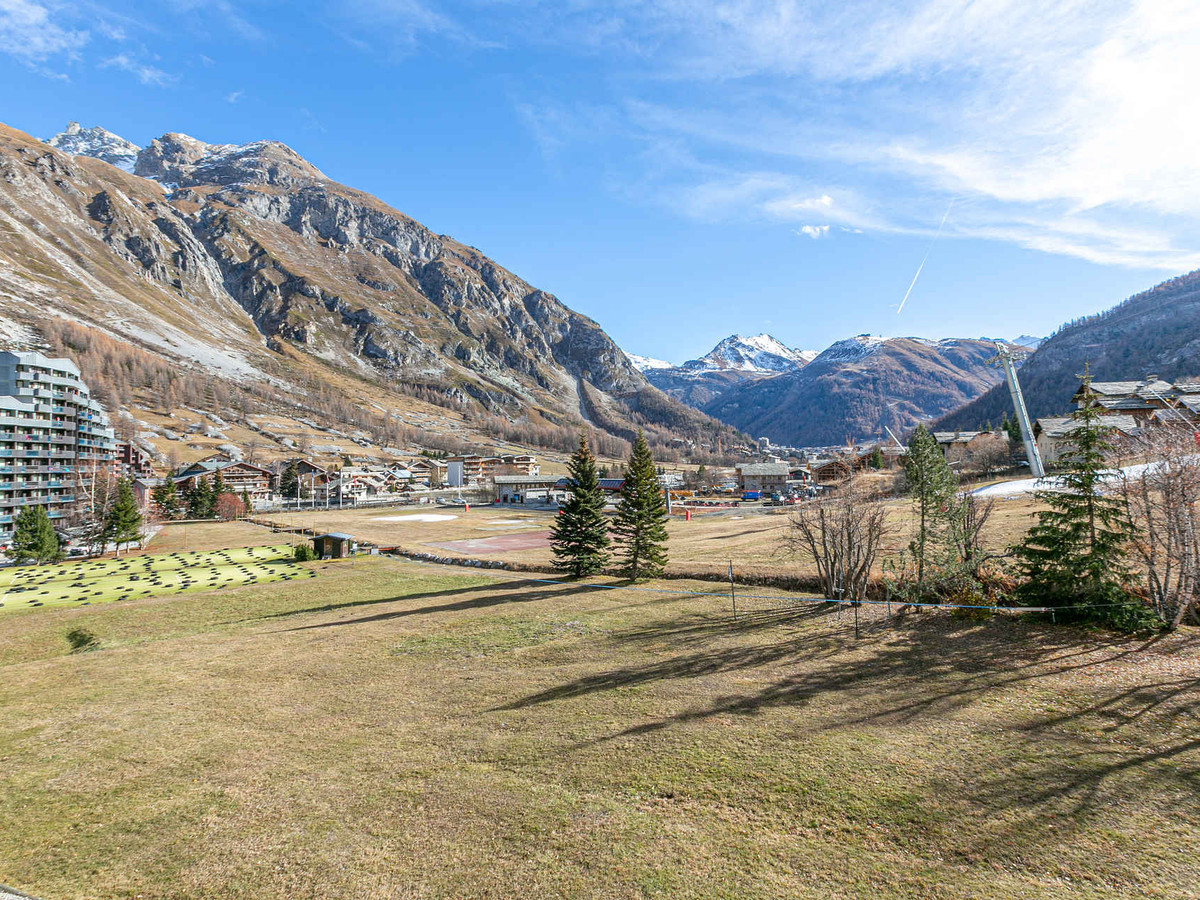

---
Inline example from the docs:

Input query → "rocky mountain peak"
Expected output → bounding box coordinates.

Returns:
[691,333,816,373]
[134,132,325,188]
[46,122,140,173]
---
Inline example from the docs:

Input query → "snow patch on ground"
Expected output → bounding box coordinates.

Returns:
[971,458,1192,498]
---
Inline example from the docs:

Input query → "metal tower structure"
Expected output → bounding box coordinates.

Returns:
[995,342,1045,478]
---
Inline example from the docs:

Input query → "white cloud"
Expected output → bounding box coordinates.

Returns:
[0,0,87,63]
[100,52,176,86]
[225,89,243,103]
[505,0,1200,271]
[329,0,488,55]
[798,225,830,239]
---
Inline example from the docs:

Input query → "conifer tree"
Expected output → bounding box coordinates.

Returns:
[903,424,959,587]
[10,505,61,564]
[1001,413,1023,444]
[151,480,180,519]
[105,478,143,557]
[550,434,611,577]
[611,431,669,580]
[279,462,299,499]
[1014,370,1134,613]
[187,476,216,519]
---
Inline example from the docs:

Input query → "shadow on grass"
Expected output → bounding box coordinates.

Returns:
[281,580,618,631]
[496,614,1200,840]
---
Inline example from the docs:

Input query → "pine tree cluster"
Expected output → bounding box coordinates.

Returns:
[550,431,669,581]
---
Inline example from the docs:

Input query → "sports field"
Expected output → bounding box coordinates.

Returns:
[0,545,314,611]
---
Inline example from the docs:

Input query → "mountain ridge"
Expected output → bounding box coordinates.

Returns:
[704,335,1017,447]
[0,121,741,455]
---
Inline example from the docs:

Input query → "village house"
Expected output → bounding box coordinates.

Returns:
[1034,414,1139,465]
[932,431,1010,469]
[173,459,273,504]
[269,458,329,496]
[114,440,157,480]
[334,466,398,504]
[737,462,791,494]
[408,458,446,487]
[493,454,539,476]
[1080,376,1200,426]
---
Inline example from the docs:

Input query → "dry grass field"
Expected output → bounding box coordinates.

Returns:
[0,555,1196,899]
[264,492,1050,581]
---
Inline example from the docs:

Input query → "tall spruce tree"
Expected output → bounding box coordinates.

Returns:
[105,478,143,557]
[10,505,61,564]
[279,462,300,499]
[550,434,611,577]
[904,424,959,589]
[1013,369,1134,612]
[611,431,669,580]
[151,479,180,519]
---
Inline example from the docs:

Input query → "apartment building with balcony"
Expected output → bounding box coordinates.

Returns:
[0,351,116,545]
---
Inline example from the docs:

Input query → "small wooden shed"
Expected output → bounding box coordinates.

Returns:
[312,532,357,559]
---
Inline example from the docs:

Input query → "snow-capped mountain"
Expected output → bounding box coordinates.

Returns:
[630,333,816,407]
[47,122,140,173]
[627,353,675,372]
[690,333,817,373]
[1012,334,1045,350]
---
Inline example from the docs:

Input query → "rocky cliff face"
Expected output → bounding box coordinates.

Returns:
[0,122,736,448]
[704,336,1013,447]
[937,271,1200,430]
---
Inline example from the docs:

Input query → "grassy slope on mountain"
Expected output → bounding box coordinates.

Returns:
[937,270,1200,430]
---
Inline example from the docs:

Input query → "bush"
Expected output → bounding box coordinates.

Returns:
[65,628,100,653]
[293,543,317,562]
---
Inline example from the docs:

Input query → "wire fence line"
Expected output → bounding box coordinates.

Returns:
[389,552,1053,615]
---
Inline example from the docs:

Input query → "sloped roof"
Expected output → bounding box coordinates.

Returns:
[493,474,560,485]
[1036,414,1139,438]
[933,431,987,444]
[737,463,791,476]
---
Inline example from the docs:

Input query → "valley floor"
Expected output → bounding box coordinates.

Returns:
[0,544,1197,899]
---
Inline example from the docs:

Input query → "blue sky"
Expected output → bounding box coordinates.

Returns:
[2,0,1198,363]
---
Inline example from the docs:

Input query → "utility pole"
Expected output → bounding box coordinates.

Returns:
[995,342,1045,478]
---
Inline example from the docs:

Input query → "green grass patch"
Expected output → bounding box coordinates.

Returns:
[0,545,315,612]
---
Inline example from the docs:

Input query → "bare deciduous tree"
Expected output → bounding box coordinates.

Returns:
[785,468,889,602]
[948,493,997,580]
[1116,426,1200,628]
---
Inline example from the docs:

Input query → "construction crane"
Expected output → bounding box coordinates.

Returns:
[994,342,1045,478]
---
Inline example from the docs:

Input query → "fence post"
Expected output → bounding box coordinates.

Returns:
[728,560,736,621]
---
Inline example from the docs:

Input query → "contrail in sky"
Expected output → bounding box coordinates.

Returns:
[896,199,955,315]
